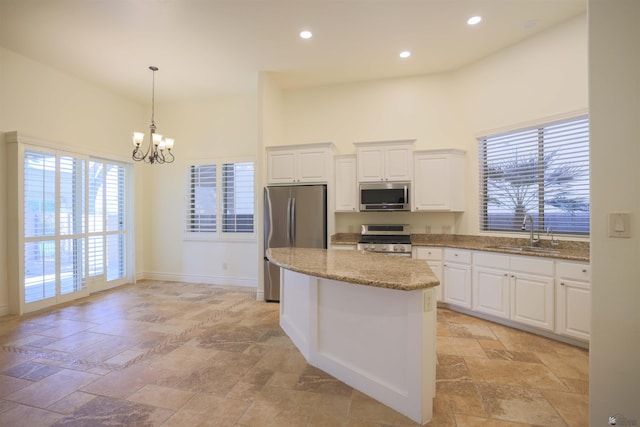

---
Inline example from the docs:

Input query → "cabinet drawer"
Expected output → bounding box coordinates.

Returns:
[415,247,443,260]
[557,262,591,281]
[444,248,471,264]
[510,256,554,276]
[473,251,509,269]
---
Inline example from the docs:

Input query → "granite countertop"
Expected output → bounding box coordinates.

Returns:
[331,233,590,262]
[266,247,440,291]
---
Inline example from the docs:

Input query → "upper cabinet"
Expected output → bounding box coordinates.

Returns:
[267,143,334,184]
[354,140,414,182]
[413,149,465,212]
[334,155,358,212]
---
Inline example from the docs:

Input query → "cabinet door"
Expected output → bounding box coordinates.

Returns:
[385,145,412,181]
[414,154,449,210]
[556,279,591,341]
[267,150,297,184]
[444,262,471,308]
[473,266,510,319]
[511,272,554,331]
[357,146,385,182]
[334,157,357,211]
[298,149,329,183]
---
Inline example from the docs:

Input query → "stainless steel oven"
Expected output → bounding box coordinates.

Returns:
[356,224,412,257]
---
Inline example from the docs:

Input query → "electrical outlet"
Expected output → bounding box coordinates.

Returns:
[424,291,434,312]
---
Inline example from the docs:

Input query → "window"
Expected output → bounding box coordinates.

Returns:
[479,116,590,235]
[23,150,87,304]
[186,160,254,236]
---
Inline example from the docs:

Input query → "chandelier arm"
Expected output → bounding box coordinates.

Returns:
[165,150,175,163]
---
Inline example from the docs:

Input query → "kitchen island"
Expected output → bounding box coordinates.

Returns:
[266,247,440,425]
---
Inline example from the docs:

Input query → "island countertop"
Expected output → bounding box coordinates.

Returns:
[266,247,440,291]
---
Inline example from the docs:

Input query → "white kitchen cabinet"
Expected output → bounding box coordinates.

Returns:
[443,248,472,308]
[509,256,555,331]
[354,140,414,182]
[472,252,510,319]
[267,143,334,184]
[334,155,358,212]
[555,261,591,341]
[413,149,465,211]
[414,247,444,302]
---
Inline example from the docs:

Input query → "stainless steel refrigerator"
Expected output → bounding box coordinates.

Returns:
[263,185,327,301]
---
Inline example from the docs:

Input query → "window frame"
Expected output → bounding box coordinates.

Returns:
[478,115,590,237]
[184,157,256,242]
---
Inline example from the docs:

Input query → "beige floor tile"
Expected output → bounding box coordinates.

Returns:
[47,391,96,414]
[6,369,100,408]
[476,383,566,426]
[455,413,532,426]
[127,384,195,410]
[542,389,589,427]
[536,351,590,380]
[465,357,568,391]
[0,403,63,427]
[163,393,250,426]
[437,336,487,358]
[348,390,420,427]
[449,322,499,340]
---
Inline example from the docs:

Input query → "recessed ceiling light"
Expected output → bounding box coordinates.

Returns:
[467,16,482,25]
[299,30,312,39]
[399,51,411,59]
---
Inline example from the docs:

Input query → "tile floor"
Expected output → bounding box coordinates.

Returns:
[0,281,589,426]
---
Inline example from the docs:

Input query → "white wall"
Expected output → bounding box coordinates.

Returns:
[140,95,260,287]
[281,15,587,236]
[0,46,144,314]
[588,0,640,424]
[452,14,588,235]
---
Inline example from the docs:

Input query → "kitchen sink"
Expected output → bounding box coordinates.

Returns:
[488,245,560,255]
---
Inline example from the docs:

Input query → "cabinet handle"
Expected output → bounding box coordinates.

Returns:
[582,269,587,273]
[561,282,565,286]
[454,253,459,257]
[504,273,508,276]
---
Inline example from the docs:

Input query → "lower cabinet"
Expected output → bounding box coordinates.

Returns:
[414,247,444,302]
[472,252,510,319]
[443,249,472,309]
[508,256,555,331]
[410,246,591,343]
[555,261,591,341]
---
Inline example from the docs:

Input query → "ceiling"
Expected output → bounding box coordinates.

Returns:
[0,0,586,104]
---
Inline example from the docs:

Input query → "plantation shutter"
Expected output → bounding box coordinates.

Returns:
[186,164,217,232]
[24,150,57,303]
[478,116,590,235]
[105,164,126,281]
[58,155,86,295]
[222,162,255,233]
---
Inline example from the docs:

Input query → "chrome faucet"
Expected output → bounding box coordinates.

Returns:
[547,227,559,247]
[521,214,539,247]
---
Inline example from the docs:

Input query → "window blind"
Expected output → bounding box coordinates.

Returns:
[222,162,254,233]
[186,164,217,232]
[478,116,590,235]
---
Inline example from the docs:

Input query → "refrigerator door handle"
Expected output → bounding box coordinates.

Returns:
[290,197,296,246]
[286,197,292,246]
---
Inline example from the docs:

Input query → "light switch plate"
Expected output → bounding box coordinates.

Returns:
[608,212,632,238]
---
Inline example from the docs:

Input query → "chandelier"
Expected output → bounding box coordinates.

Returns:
[132,66,175,164]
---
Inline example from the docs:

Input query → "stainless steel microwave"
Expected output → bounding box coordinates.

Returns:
[359,182,411,212]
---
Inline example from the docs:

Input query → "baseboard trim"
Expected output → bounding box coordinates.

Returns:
[141,271,257,288]
[0,305,9,316]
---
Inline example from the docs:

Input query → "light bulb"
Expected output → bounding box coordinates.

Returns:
[132,132,144,146]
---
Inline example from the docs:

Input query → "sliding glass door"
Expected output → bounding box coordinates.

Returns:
[88,159,128,292]
[21,147,130,312]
